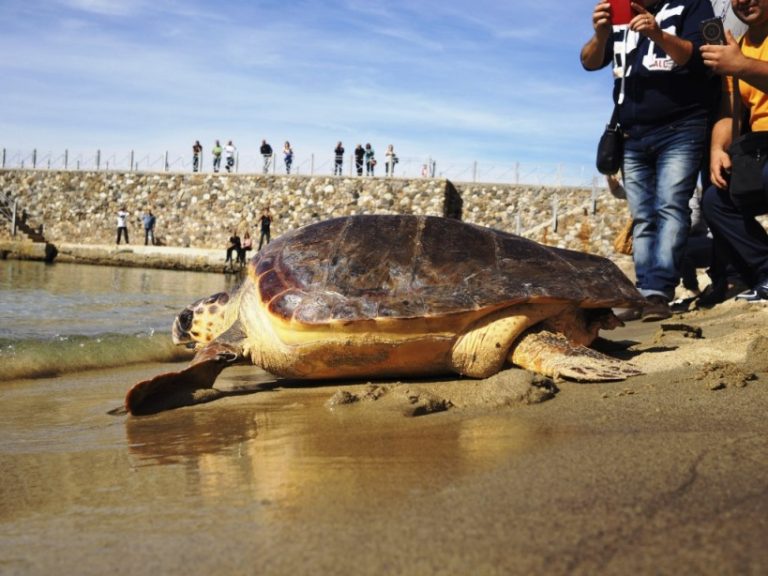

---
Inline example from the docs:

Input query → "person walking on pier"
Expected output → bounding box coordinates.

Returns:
[259,207,272,249]
[116,207,129,245]
[225,230,241,272]
[143,210,156,246]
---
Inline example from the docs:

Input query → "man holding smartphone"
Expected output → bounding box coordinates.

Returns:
[581,1,717,321]
[699,0,768,303]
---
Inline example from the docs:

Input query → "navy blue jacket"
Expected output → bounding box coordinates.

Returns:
[596,0,717,136]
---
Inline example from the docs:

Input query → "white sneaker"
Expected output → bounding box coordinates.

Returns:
[734,289,767,303]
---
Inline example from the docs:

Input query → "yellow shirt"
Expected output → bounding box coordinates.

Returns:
[727,35,768,132]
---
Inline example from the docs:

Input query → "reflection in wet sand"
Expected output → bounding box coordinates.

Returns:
[126,382,549,518]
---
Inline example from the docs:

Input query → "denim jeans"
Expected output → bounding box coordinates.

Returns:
[622,117,707,300]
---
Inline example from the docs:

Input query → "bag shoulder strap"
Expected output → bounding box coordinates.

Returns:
[609,104,620,129]
[732,37,748,142]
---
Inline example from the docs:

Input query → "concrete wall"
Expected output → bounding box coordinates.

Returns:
[0,169,630,257]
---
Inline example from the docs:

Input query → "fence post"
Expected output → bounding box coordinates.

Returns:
[515,162,520,184]
[591,176,598,214]
[12,199,17,237]
[310,154,315,176]
[1,148,5,168]
[130,150,135,172]
[515,212,521,235]
[96,150,101,171]
[32,149,37,169]
[551,194,559,233]
[165,151,169,172]
[64,149,68,170]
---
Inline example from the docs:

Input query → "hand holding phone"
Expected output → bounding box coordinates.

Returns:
[609,0,637,26]
[700,17,726,45]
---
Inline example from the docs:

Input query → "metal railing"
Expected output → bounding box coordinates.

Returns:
[1,147,598,187]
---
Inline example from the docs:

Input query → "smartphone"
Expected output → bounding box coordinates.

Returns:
[609,0,636,26]
[700,17,726,45]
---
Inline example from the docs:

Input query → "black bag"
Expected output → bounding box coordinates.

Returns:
[596,106,623,175]
[728,131,768,215]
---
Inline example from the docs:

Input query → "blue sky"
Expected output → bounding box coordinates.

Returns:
[0,0,612,184]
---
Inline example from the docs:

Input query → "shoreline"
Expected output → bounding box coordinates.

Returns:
[0,239,229,273]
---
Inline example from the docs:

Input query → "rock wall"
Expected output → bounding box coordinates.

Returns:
[0,169,629,257]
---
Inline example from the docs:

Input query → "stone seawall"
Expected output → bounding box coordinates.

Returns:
[0,169,630,258]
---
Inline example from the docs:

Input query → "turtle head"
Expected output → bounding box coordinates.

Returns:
[172,291,233,348]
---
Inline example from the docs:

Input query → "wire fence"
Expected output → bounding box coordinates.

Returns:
[0,147,600,188]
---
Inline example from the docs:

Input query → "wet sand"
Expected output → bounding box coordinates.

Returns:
[1,300,767,575]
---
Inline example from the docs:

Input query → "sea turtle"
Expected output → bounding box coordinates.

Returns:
[125,215,645,415]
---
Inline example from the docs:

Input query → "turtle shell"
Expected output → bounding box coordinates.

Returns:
[250,215,644,324]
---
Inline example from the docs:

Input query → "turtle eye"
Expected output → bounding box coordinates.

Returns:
[205,292,228,305]
[178,309,194,331]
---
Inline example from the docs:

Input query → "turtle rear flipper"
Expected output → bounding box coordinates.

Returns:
[126,338,244,415]
[510,329,642,382]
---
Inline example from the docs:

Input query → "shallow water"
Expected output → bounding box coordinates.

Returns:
[0,260,239,380]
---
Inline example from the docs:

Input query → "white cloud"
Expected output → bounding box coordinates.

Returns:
[59,0,146,16]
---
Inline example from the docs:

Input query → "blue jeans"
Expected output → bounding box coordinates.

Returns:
[622,118,707,300]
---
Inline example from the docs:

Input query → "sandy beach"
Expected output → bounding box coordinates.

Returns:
[1,278,767,575]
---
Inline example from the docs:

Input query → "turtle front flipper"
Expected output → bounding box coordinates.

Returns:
[125,325,248,415]
[510,329,642,382]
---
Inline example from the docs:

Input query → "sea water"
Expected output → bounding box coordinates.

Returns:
[0,260,239,381]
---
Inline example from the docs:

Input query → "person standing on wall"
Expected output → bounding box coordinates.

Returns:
[192,140,203,172]
[260,140,273,174]
[354,144,365,176]
[283,141,294,174]
[334,141,345,176]
[581,0,716,321]
[385,144,398,177]
[116,206,129,245]
[225,140,236,173]
[364,143,376,176]
[212,140,223,173]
